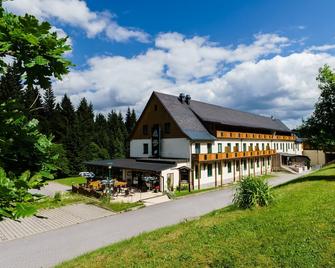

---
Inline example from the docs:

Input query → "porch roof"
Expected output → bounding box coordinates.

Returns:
[83,158,176,172]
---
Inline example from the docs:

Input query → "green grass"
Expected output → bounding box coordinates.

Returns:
[58,164,335,268]
[54,176,87,186]
[174,174,275,198]
[32,193,143,213]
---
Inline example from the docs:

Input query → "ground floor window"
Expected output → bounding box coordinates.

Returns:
[143,143,148,154]
[236,161,240,171]
[263,158,265,166]
[218,162,222,175]
[243,159,247,170]
[250,159,254,169]
[207,164,213,177]
[195,165,199,179]
[228,161,232,173]
[268,157,271,165]
[257,159,260,168]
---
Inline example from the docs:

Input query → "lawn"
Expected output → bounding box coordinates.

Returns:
[32,193,143,213]
[58,164,335,268]
[174,173,275,198]
[54,176,87,186]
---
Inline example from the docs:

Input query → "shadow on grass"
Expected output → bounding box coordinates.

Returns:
[276,175,335,188]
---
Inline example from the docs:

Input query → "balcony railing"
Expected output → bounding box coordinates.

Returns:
[216,131,296,141]
[192,149,276,162]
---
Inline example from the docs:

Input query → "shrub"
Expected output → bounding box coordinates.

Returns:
[233,176,273,209]
[53,192,62,202]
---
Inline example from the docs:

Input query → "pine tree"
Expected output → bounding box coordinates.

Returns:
[41,87,56,135]
[76,98,95,164]
[0,62,23,107]
[124,108,137,157]
[58,94,81,174]
[94,113,110,151]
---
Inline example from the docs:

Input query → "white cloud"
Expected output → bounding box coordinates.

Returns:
[306,44,335,52]
[53,32,335,129]
[4,0,149,42]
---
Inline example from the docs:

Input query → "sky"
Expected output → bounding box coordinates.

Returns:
[4,0,335,128]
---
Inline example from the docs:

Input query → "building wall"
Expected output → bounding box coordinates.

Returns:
[191,140,302,155]
[161,138,190,159]
[130,139,151,158]
[193,156,272,190]
[161,162,190,191]
[130,138,190,159]
[303,150,326,166]
[131,93,186,140]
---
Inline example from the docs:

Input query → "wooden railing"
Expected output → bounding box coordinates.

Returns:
[216,131,296,141]
[192,149,276,162]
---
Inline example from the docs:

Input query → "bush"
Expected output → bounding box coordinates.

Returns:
[233,176,273,209]
[53,192,62,202]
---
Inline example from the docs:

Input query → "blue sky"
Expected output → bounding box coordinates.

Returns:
[4,0,335,128]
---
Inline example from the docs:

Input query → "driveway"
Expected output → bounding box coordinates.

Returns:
[0,172,307,268]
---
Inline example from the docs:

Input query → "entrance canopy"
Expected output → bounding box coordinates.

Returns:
[84,158,176,172]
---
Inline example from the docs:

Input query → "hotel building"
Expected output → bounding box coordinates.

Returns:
[86,91,305,192]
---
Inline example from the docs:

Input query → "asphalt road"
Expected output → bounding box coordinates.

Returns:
[0,172,302,268]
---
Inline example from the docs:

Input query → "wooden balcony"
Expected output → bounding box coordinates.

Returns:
[192,149,276,162]
[216,131,296,141]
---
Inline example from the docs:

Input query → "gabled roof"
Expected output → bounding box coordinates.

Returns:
[154,92,216,141]
[154,91,290,140]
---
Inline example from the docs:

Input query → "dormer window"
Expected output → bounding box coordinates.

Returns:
[154,105,158,111]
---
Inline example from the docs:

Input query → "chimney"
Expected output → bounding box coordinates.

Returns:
[185,94,191,105]
[178,93,185,103]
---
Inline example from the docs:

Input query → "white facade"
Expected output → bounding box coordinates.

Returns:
[191,140,302,155]
[130,137,302,191]
[130,138,190,159]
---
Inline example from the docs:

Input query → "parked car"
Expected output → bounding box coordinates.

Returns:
[79,172,95,179]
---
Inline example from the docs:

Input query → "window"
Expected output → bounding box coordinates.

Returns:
[195,143,200,154]
[154,104,158,111]
[235,143,239,152]
[143,143,148,154]
[243,143,247,152]
[143,125,148,135]
[207,164,213,177]
[195,165,199,179]
[218,162,222,175]
[276,143,279,150]
[257,159,260,168]
[250,158,254,169]
[218,143,222,153]
[262,143,265,150]
[164,122,171,134]
[268,157,270,165]
[263,158,265,166]
[250,143,254,151]
[227,143,231,152]
[256,143,259,150]
[243,159,247,170]
[228,161,232,173]
[207,143,212,153]
[236,161,240,171]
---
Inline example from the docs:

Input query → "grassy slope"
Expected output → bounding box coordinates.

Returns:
[59,164,335,268]
[54,177,87,186]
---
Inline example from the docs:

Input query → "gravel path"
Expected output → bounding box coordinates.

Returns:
[0,171,308,268]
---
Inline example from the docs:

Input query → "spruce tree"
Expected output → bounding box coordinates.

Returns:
[41,87,56,134]
[58,94,81,174]
[0,62,23,106]
[76,98,95,164]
